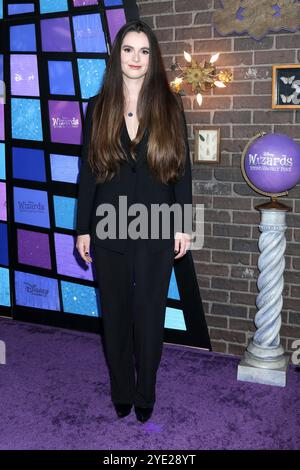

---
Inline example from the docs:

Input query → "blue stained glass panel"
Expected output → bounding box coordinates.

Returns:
[10,24,36,52]
[61,280,101,317]
[15,271,60,310]
[77,58,105,99]
[0,223,8,266]
[8,3,34,15]
[48,61,75,96]
[53,195,77,230]
[11,98,43,141]
[50,154,79,184]
[0,267,10,306]
[167,269,180,300]
[12,147,46,182]
[13,187,50,228]
[165,307,186,331]
[72,14,107,53]
[39,0,68,14]
[0,143,5,179]
[104,0,123,6]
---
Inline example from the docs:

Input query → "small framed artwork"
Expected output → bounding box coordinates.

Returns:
[194,126,220,164]
[272,64,300,109]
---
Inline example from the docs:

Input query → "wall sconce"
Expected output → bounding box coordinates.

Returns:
[170,51,232,106]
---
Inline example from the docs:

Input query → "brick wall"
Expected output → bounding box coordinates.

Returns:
[137,0,300,356]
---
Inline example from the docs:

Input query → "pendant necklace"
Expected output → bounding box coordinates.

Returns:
[128,112,133,117]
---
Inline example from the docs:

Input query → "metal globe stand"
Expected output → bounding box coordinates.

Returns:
[237,199,290,387]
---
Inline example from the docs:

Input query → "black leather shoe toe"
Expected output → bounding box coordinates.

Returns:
[114,403,132,418]
[134,406,153,423]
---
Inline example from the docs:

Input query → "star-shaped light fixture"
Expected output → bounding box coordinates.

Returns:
[170,51,232,106]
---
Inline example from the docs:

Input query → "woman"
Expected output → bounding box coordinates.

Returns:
[76,20,192,423]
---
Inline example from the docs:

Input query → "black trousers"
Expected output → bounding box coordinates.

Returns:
[92,241,174,408]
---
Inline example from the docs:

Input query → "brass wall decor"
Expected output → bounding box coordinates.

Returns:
[170,51,232,107]
[213,0,300,41]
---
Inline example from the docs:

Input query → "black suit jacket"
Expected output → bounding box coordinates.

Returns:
[75,94,193,254]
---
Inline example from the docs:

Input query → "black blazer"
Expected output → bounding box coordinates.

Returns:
[75,94,193,254]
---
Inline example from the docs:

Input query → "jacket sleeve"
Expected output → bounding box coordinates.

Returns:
[75,96,97,236]
[173,96,193,235]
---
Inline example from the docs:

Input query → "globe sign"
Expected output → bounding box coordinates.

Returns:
[241,133,300,195]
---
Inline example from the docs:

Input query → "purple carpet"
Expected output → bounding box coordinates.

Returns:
[0,317,299,450]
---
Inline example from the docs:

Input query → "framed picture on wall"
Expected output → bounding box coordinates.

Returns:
[194,126,220,164]
[272,64,300,109]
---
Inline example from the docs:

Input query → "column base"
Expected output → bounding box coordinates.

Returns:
[237,354,290,387]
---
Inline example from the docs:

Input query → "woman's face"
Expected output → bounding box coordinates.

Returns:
[120,31,150,81]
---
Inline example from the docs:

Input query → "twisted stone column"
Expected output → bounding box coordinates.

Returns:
[238,202,290,386]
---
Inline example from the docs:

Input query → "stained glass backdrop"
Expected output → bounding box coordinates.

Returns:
[0,0,210,349]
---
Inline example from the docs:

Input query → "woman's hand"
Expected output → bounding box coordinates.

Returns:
[76,234,93,263]
[174,232,191,259]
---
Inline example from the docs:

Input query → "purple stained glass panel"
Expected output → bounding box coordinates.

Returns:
[0,54,3,81]
[0,182,6,221]
[41,17,72,52]
[0,104,4,140]
[48,100,82,145]
[73,0,98,5]
[17,228,51,270]
[54,232,95,281]
[10,54,40,96]
[82,101,88,117]
[106,8,126,45]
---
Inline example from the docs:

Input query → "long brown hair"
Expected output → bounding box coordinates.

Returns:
[87,19,187,185]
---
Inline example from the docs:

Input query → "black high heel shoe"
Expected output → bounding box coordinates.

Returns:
[134,406,153,423]
[114,403,132,418]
